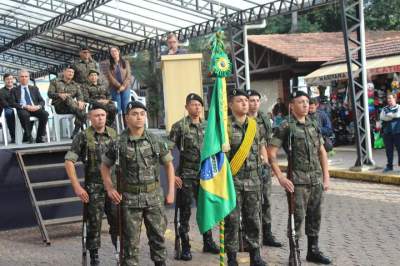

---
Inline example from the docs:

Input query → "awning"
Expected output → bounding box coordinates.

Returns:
[305,55,400,85]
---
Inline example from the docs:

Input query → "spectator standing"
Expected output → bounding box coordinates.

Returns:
[380,93,400,172]
[107,47,132,114]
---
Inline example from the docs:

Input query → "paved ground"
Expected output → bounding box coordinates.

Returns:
[1,177,399,266]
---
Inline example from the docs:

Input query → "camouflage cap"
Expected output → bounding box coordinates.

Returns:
[79,45,91,51]
[289,90,310,101]
[87,69,99,76]
[309,97,319,105]
[186,93,203,106]
[229,89,248,99]
[246,89,261,98]
[126,101,147,113]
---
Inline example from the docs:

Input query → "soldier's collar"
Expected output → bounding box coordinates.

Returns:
[231,115,248,127]
[127,128,147,141]
[186,115,203,125]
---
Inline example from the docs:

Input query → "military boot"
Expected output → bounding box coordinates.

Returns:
[154,261,166,266]
[202,231,219,254]
[227,252,238,266]
[180,233,192,261]
[89,249,100,266]
[306,236,331,264]
[263,223,283,247]
[288,240,301,266]
[249,248,267,266]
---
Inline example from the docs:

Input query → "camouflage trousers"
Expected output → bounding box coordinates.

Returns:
[53,97,86,127]
[288,183,324,239]
[121,189,167,266]
[177,178,198,235]
[260,166,272,226]
[85,182,117,250]
[225,187,261,252]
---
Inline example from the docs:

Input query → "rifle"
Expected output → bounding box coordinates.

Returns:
[82,202,88,266]
[238,211,245,252]
[115,144,123,265]
[174,189,182,259]
[174,114,186,259]
[287,98,301,266]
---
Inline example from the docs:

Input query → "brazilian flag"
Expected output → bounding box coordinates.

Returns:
[196,31,236,234]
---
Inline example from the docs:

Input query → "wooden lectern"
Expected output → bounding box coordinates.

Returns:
[161,53,203,132]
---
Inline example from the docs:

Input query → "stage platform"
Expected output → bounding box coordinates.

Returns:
[0,129,172,232]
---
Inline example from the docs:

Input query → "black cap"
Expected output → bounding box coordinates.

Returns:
[309,97,319,105]
[80,45,90,51]
[289,90,310,101]
[246,89,261,98]
[229,89,248,99]
[64,64,74,70]
[186,93,203,106]
[125,101,147,113]
[88,69,99,76]
[88,102,107,112]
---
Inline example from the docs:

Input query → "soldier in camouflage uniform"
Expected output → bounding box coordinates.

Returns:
[65,103,117,266]
[48,66,86,137]
[73,46,100,85]
[83,69,117,127]
[169,93,219,261]
[225,89,267,266]
[101,101,175,266]
[268,91,331,265]
[247,90,282,248]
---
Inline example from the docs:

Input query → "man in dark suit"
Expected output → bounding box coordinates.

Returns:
[12,70,49,143]
[0,73,17,143]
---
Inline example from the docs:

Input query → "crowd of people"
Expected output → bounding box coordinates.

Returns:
[0,45,133,144]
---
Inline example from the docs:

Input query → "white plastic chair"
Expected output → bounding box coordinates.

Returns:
[14,108,51,144]
[48,99,75,142]
[0,110,9,146]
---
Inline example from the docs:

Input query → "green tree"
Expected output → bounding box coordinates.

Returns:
[365,0,400,30]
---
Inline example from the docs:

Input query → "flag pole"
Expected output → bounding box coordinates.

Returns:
[219,221,225,266]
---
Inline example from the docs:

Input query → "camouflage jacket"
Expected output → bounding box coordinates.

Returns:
[169,116,207,179]
[73,59,100,85]
[228,115,265,190]
[255,111,273,145]
[47,79,83,105]
[65,126,117,184]
[83,82,111,104]
[270,116,324,185]
[102,129,173,185]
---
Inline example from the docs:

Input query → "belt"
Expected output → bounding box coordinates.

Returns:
[121,181,158,194]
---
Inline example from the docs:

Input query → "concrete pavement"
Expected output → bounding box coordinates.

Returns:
[1,177,399,266]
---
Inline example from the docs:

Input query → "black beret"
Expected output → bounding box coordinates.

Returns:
[80,45,91,51]
[309,97,319,104]
[88,102,107,112]
[246,89,261,98]
[289,90,310,101]
[229,89,248,98]
[65,64,74,70]
[186,93,203,106]
[125,101,147,113]
[88,69,99,76]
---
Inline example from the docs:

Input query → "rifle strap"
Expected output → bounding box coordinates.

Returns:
[230,117,257,176]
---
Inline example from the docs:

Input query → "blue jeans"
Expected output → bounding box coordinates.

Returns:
[383,133,400,168]
[3,107,15,141]
[111,88,131,114]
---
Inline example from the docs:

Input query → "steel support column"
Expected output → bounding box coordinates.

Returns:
[340,0,374,168]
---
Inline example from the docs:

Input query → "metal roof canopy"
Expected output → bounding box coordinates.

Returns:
[0,0,337,79]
